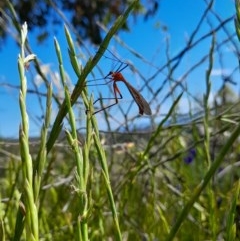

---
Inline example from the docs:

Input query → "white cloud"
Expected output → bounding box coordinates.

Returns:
[211,68,231,77]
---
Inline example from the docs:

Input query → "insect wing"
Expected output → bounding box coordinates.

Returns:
[125,81,152,115]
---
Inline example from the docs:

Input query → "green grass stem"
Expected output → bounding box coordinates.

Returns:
[18,23,39,241]
[46,0,139,153]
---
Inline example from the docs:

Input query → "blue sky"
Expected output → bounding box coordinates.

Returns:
[0,0,237,138]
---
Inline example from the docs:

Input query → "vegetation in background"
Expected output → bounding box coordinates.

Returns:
[1,0,240,240]
[0,0,159,45]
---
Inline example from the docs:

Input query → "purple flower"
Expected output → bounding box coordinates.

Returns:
[184,148,196,164]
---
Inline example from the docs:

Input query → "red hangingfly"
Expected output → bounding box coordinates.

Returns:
[86,51,152,116]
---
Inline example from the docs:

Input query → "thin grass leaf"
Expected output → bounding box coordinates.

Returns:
[235,0,240,41]
[33,84,52,202]
[86,104,122,240]
[226,181,240,241]
[64,80,90,241]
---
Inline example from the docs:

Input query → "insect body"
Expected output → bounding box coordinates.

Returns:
[87,51,152,115]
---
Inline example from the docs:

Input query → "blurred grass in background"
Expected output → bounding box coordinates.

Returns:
[1,0,240,240]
